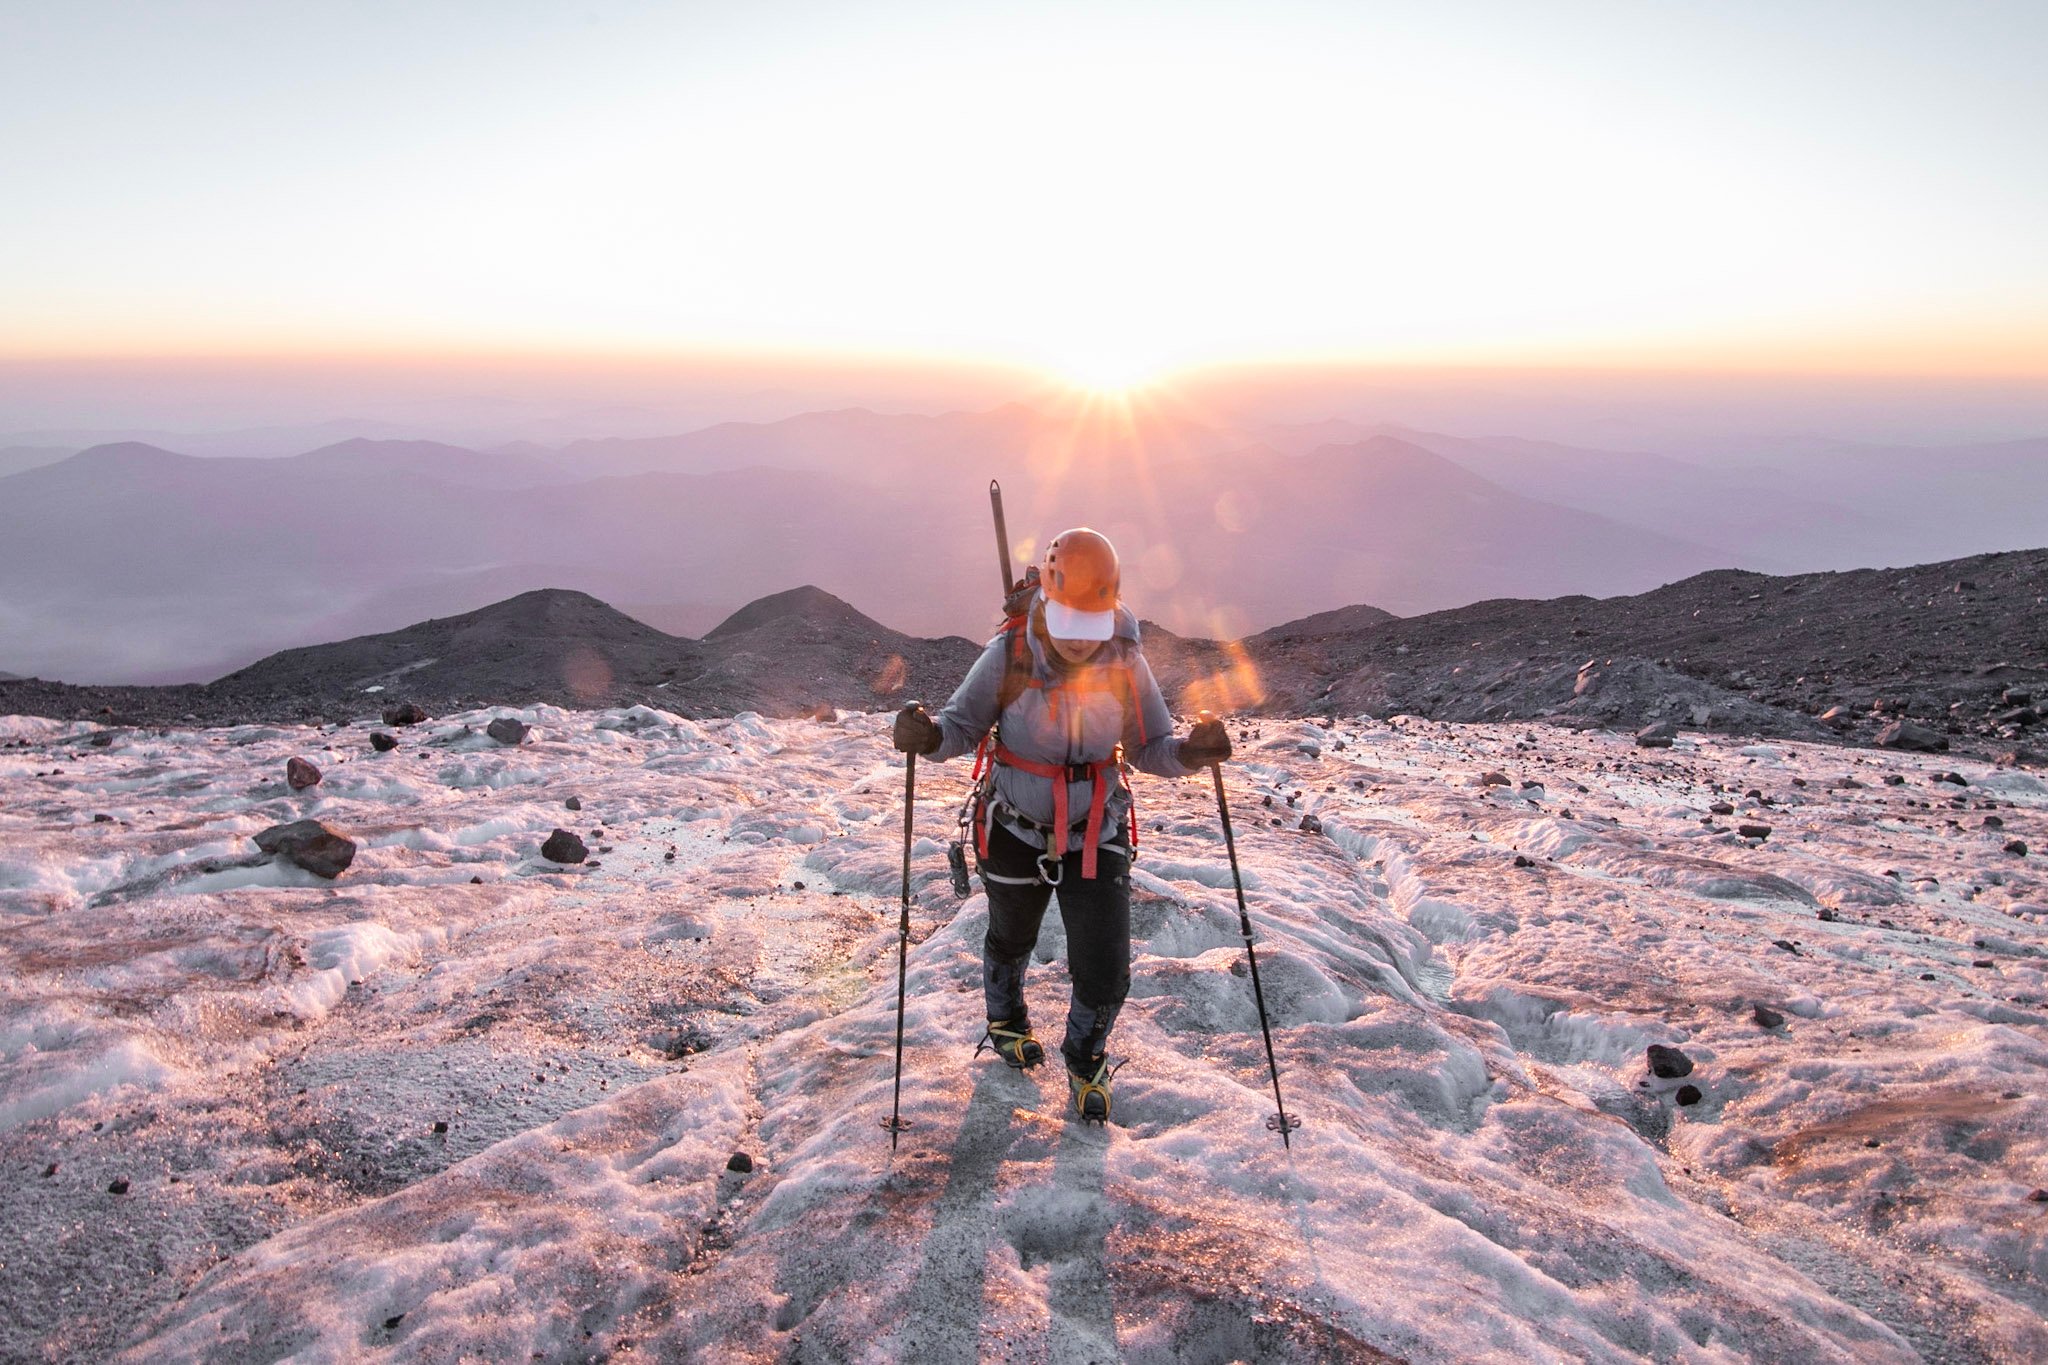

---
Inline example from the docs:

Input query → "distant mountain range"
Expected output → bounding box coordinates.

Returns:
[2,400,2045,683]
[3,549,2042,759]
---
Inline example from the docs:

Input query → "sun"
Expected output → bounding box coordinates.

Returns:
[1052,350,1167,398]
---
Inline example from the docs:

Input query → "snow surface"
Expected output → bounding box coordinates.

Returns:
[2,706,2045,1362]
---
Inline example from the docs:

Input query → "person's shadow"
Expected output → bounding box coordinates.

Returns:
[894,1064,1120,1360]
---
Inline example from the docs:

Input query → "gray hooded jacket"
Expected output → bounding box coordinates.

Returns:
[929,592,1194,855]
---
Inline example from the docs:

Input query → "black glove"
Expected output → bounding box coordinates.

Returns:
[1179,716,1231,769]
[893,703,942,755]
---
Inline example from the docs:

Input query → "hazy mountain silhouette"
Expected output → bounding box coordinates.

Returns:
[6,402,2045,684]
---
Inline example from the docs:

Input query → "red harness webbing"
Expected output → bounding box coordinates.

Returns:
[991,741,1119,879]
[972,615,1147,879]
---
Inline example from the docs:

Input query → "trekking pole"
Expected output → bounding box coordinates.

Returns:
[1206,724,1301,1147]
[882,725,918,1147]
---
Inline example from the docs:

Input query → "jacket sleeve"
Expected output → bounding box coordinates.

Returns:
[1125,651,1195,778]
[927,635,1009,763]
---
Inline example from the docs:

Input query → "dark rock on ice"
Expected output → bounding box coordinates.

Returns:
[286,756,322,790]
[42,1162,57,1177]
[381,701,428,726]
[565,795,582,811]
[541,828,589,864]
[1647,1044,1694,1078]
[1479,771,1511,786]
[1513,854,1534,868]
[1773,939,1800,954]
[1984,815,2005,828]
[1817,908,1838,922]
[2005,839,2029,857]
[1299,814,1323,834]
[107,1178,129,1194]
[1635,721,1677,748]
[432,1120,448,1134]
[486,716,529,745]
[369,731,398,752]
[1752,1004,1785,1029]
[726,1151,754,1173]
[89,730,114,747]
[1709,801,1735,816]
[254,819,357,879]
[1738,823,1772,840]
[1875,720,1946,752]
[1675,1085,1703,1106]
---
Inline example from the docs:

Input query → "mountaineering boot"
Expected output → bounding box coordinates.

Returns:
[1067,1054,1113,1124]
[978,1019,1045,1070]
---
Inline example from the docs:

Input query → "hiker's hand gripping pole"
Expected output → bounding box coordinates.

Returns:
[1205,712,1301,1147]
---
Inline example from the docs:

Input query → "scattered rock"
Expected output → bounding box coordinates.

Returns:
[42,1162,57,1177]
[1818,706,1856,729]
[2028,1188,2048,1203]
[1738,823,1773,840]
[285,756,322,790]
[1479,771,1511,786]
[1883,774,1906,786]
[1512,854,1534,868]
[2005,839,2029,857]
[1817,907,1838,922]
[253,820,357,879]
[381,702,428,727]
[1298,814,1323,834]
[1635,721,1677,748]
[1647,1044,1694,1079]
[540,829,589,864]
[1985,815,2005,829]
[1919,972,1937,981]
[384,1315,405,1332]
[1675,1085,1703,1106]
[1773,939,1800,954]
[93,813,113,823]
[1932,771,1968,786]
[1875,720,1947,752]
[1709,801,1735,816]
[89,730,115,747]
[726,1151,754,1174]
[432,1120,449,1134]
[369,731,398,752]
[1752,1004,1785,1029]
[486,716,529,745]
[107,1178,129,1195]
[565,795,582,811]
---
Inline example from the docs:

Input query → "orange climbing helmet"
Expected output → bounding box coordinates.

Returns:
[1040,527,1120,640]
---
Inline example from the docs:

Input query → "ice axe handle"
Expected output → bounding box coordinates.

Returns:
[990,479,1014,596]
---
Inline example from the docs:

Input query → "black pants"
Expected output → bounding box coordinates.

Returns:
[979,820,1131,1073]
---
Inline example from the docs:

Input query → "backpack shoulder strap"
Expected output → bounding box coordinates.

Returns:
[994,614,1035,713]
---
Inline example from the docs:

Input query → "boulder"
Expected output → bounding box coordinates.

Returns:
[2006,840,2030,857]
[1875,721,1947,752]
[381,702,428,727]
[1635,721,1677,748]
[1647,1044,1694,1078]
[540,828,589,864]
[254,820,357,879]
[285,756,322,790]
[1818,706,1856,730]
[486,717,529,746]
[1995,706,2037,727]
[370,731,399,752]
[1479,771,1511,786]
[1738,823,1773,841]
[1675,1085,1703,1106]
[1752,1004,1785,1029]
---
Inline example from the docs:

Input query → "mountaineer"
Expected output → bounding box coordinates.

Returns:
[892,527,1230,1122]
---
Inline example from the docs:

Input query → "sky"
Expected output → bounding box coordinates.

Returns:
[2,0,2045,396]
